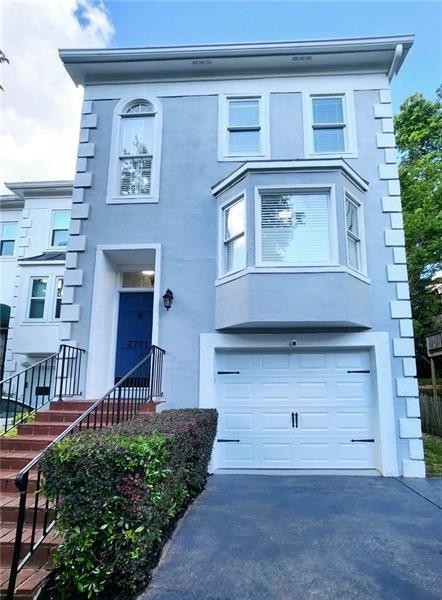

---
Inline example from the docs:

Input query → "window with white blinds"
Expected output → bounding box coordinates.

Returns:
[227,98,261,156]
[119,101,155,196]
[222,198,246,274]
[345,195,363,272]
[259,192,331,265]
[311,96,346,153]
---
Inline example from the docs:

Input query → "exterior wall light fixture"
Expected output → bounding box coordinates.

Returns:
[162,288,174,311]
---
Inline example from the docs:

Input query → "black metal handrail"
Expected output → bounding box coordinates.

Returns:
[6,344,165,600]
[0,345,85,436]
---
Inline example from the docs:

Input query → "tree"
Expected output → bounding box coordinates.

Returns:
[0,50,9,91]
[394,92,442,372]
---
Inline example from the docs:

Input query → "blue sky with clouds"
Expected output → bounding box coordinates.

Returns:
[103,0,441,111]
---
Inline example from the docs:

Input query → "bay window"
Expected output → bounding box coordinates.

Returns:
[222,197,246,275]
[259,191,331,266]
[345,194,364,273]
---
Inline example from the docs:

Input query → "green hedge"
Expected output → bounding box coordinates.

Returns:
[41,408,217,599]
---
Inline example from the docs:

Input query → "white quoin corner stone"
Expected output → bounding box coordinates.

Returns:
[393,338,415,357]
[385,230,405,247]
[387,265,408,282]
[408,439,424,460]
[396,377,419,397]
[406,397,420,418]
[390,300,412,319]
[399,418,422,439]
[402,459,425,478]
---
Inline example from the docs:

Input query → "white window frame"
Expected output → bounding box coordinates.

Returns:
[218,192,247,278]
[304,92,358,158]
[344,190,367,276]
[255,184,338,268]
[0,221,18,257]
[48,210,70,250]
[107,97,162,205]
[219,94,270,161]
[27,276,49,321]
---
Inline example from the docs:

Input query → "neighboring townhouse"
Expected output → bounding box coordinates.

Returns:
[50,34,422,477]
[0,181,72,382]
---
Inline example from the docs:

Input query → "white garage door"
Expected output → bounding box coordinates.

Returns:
[216,349,377,469]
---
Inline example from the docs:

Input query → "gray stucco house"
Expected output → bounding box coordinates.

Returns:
[57,34,424,477]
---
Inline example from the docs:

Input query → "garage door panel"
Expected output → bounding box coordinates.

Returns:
[216,350,376,470]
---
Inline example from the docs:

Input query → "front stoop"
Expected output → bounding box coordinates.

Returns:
[0,400,162,599]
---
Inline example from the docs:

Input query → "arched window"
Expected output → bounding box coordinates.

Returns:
[119,101,155,196]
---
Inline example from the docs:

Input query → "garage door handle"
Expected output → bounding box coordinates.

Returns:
[217,439,240,443]
[351,439,375,443]
[217,371,240,375]
[291,412,298,428]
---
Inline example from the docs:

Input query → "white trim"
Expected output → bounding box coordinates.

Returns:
[215,264,371,286]
[199,331,399,476]
[303,91,358,158]
[218,94,271,161]
[85,243,161,397]
[106,97,162,205]
[343,187,368,276]
[211,159,369,196]
[218,191,247,278]
[254,184,339,267]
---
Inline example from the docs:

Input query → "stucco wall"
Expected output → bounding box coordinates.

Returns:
[61,77,422,476]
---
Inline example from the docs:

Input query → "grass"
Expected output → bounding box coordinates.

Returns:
[2,411,36,438]
[423,434,442,477]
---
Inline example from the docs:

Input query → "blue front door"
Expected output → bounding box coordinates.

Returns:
[115,292,153,381]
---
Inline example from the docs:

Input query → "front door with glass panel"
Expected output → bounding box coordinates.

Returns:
[115,292,153,383]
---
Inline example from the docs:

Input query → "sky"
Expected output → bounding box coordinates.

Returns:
[0,0,441,191]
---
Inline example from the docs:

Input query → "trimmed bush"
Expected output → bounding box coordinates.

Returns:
[41,408,217,599]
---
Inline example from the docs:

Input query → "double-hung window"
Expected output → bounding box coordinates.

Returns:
[54,277,64,319]
[119,101,155,196]
[259,191,331,265]
[311,96,346,154]
[345,195,363,273]
[0,222,17,256]
[50,211,70,247]
[28,277,48,319]
[222,197,246,275]
[226,97,262,156]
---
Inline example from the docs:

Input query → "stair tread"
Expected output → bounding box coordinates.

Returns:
[0,469,38,480]
[1,435,58,442]
[0,565,51,593]
[0,494,54,509]
[0,523,59,545]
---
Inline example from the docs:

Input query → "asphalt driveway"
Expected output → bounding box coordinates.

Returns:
[139,475,442,600]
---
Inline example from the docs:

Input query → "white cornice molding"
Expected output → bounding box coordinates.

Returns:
[60,35,414,86]
[211,159,369,196]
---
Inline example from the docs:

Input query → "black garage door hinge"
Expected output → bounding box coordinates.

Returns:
[217,371,240,375]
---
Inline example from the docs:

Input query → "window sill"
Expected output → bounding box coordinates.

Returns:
[0,256,16,261]
[107,195,159,205]
[21,320,60,326]
[215,265,371,286]
[305,151,358,159]
[218,154,270,162]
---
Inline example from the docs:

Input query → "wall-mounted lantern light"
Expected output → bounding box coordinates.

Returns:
[162,288,174,311]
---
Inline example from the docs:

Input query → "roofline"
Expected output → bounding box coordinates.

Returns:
[211,159,369,196]
[5,180,73,199]
[59,34,414,85]
[60,35,414,62]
